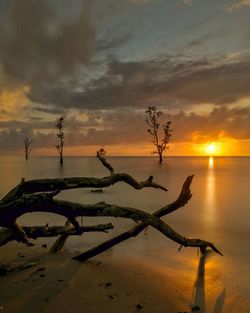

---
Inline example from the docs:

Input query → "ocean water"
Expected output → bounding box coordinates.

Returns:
[0,156,249,312]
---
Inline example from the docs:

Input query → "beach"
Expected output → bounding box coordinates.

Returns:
[0,156,250,313]
[1,0,250,311]
[1,242,191,313]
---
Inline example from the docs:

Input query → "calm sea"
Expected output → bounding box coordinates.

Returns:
[0,156,249,311]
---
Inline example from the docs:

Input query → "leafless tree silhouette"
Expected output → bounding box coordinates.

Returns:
[55,117,64,165]
[146,106,172,163]
[23,137,33,160]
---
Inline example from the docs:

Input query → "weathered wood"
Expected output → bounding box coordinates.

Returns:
[0,153,222,260]
[0,190,222,255]
[2,173,167,204]
[96,148,115,176]
[73,175,194,261]
[0,223,114,247]
[49,220,71,254]
[0,260,39,276]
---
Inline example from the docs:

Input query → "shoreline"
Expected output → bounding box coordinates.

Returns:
[1,240,249,313]
[0,242,191,313]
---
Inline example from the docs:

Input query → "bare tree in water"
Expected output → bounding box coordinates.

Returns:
[55,117,64,165]
[145,106,172,163]
[23,137,33,160]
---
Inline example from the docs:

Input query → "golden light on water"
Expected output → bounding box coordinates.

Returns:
[204,156,216,225]
[208,156,214,169]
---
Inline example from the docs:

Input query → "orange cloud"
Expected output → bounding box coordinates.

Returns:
[0,85,30,122]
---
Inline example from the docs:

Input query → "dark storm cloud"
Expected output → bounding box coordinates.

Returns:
[1,0,249,114]
[96,106,250,143]
[0,0,95,90]
[1,106,249,152]
[32,104,67,115]
[0,128,55,151]
[97,30,132,51]
[0,112,102,131]
[27,54,250,110]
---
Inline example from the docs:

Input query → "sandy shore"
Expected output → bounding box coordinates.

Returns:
[0,242,193,313]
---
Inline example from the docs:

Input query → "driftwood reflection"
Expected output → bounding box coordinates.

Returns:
[212,288,226,313]
[191,251,226,313]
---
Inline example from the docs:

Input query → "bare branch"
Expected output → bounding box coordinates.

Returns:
[1,173,167,203]
[73,175,194,261]
[0,189,222,256]
[96,148,115,176]
[0,223,114,247]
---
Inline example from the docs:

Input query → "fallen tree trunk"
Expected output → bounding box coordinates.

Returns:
[0,150,222,261]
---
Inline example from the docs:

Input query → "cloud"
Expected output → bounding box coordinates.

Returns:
[27,54,250,111]
[1,106,249,153]
[97,31,132,51]
[0,85,30,121]
[169,106,250,142]
[226,0,250,11]
[125,0,156,4]
[1,0,248,116]
[0,0,95,89]
[183,0,193,6]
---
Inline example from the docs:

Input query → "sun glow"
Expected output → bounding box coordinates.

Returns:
[206,143,216,155]
[193,138,247,156]
[201,142,223,156]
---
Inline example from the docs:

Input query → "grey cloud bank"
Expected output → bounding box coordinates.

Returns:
[0,0,250,154]
[1,107,249,152]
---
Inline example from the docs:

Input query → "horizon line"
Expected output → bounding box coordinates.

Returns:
[0,154,249,158]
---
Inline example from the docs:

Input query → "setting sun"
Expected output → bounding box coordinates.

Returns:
[206,143,216,155]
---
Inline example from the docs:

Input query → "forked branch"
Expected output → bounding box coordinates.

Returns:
[74,175,194,261]
[0,152,222,261]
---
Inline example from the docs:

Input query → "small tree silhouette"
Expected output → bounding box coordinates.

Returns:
[145,106,172,163]
[23,137,33,160]
[55,117,64,165]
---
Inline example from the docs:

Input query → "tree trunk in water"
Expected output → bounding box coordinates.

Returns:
[60,154,63,165]
[159,152,163,163]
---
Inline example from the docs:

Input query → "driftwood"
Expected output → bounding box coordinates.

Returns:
[73,175,197,261]
[0,223,114,247]
[0,150,222,262]
[49,220,72,254]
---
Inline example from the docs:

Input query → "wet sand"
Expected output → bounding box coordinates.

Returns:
[0,242,190,313]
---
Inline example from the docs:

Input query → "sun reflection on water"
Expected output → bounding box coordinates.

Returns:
[205,157,216,224]
[208,156,214,169]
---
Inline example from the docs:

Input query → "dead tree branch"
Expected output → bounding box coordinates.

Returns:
[0,223,114,247]
[73,175,194,261]
[0,190,222,255]
[2,173,167,204]
[97,148,115,176]
[0,153,222,261]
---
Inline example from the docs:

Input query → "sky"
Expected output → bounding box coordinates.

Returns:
[0,0,250,156]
